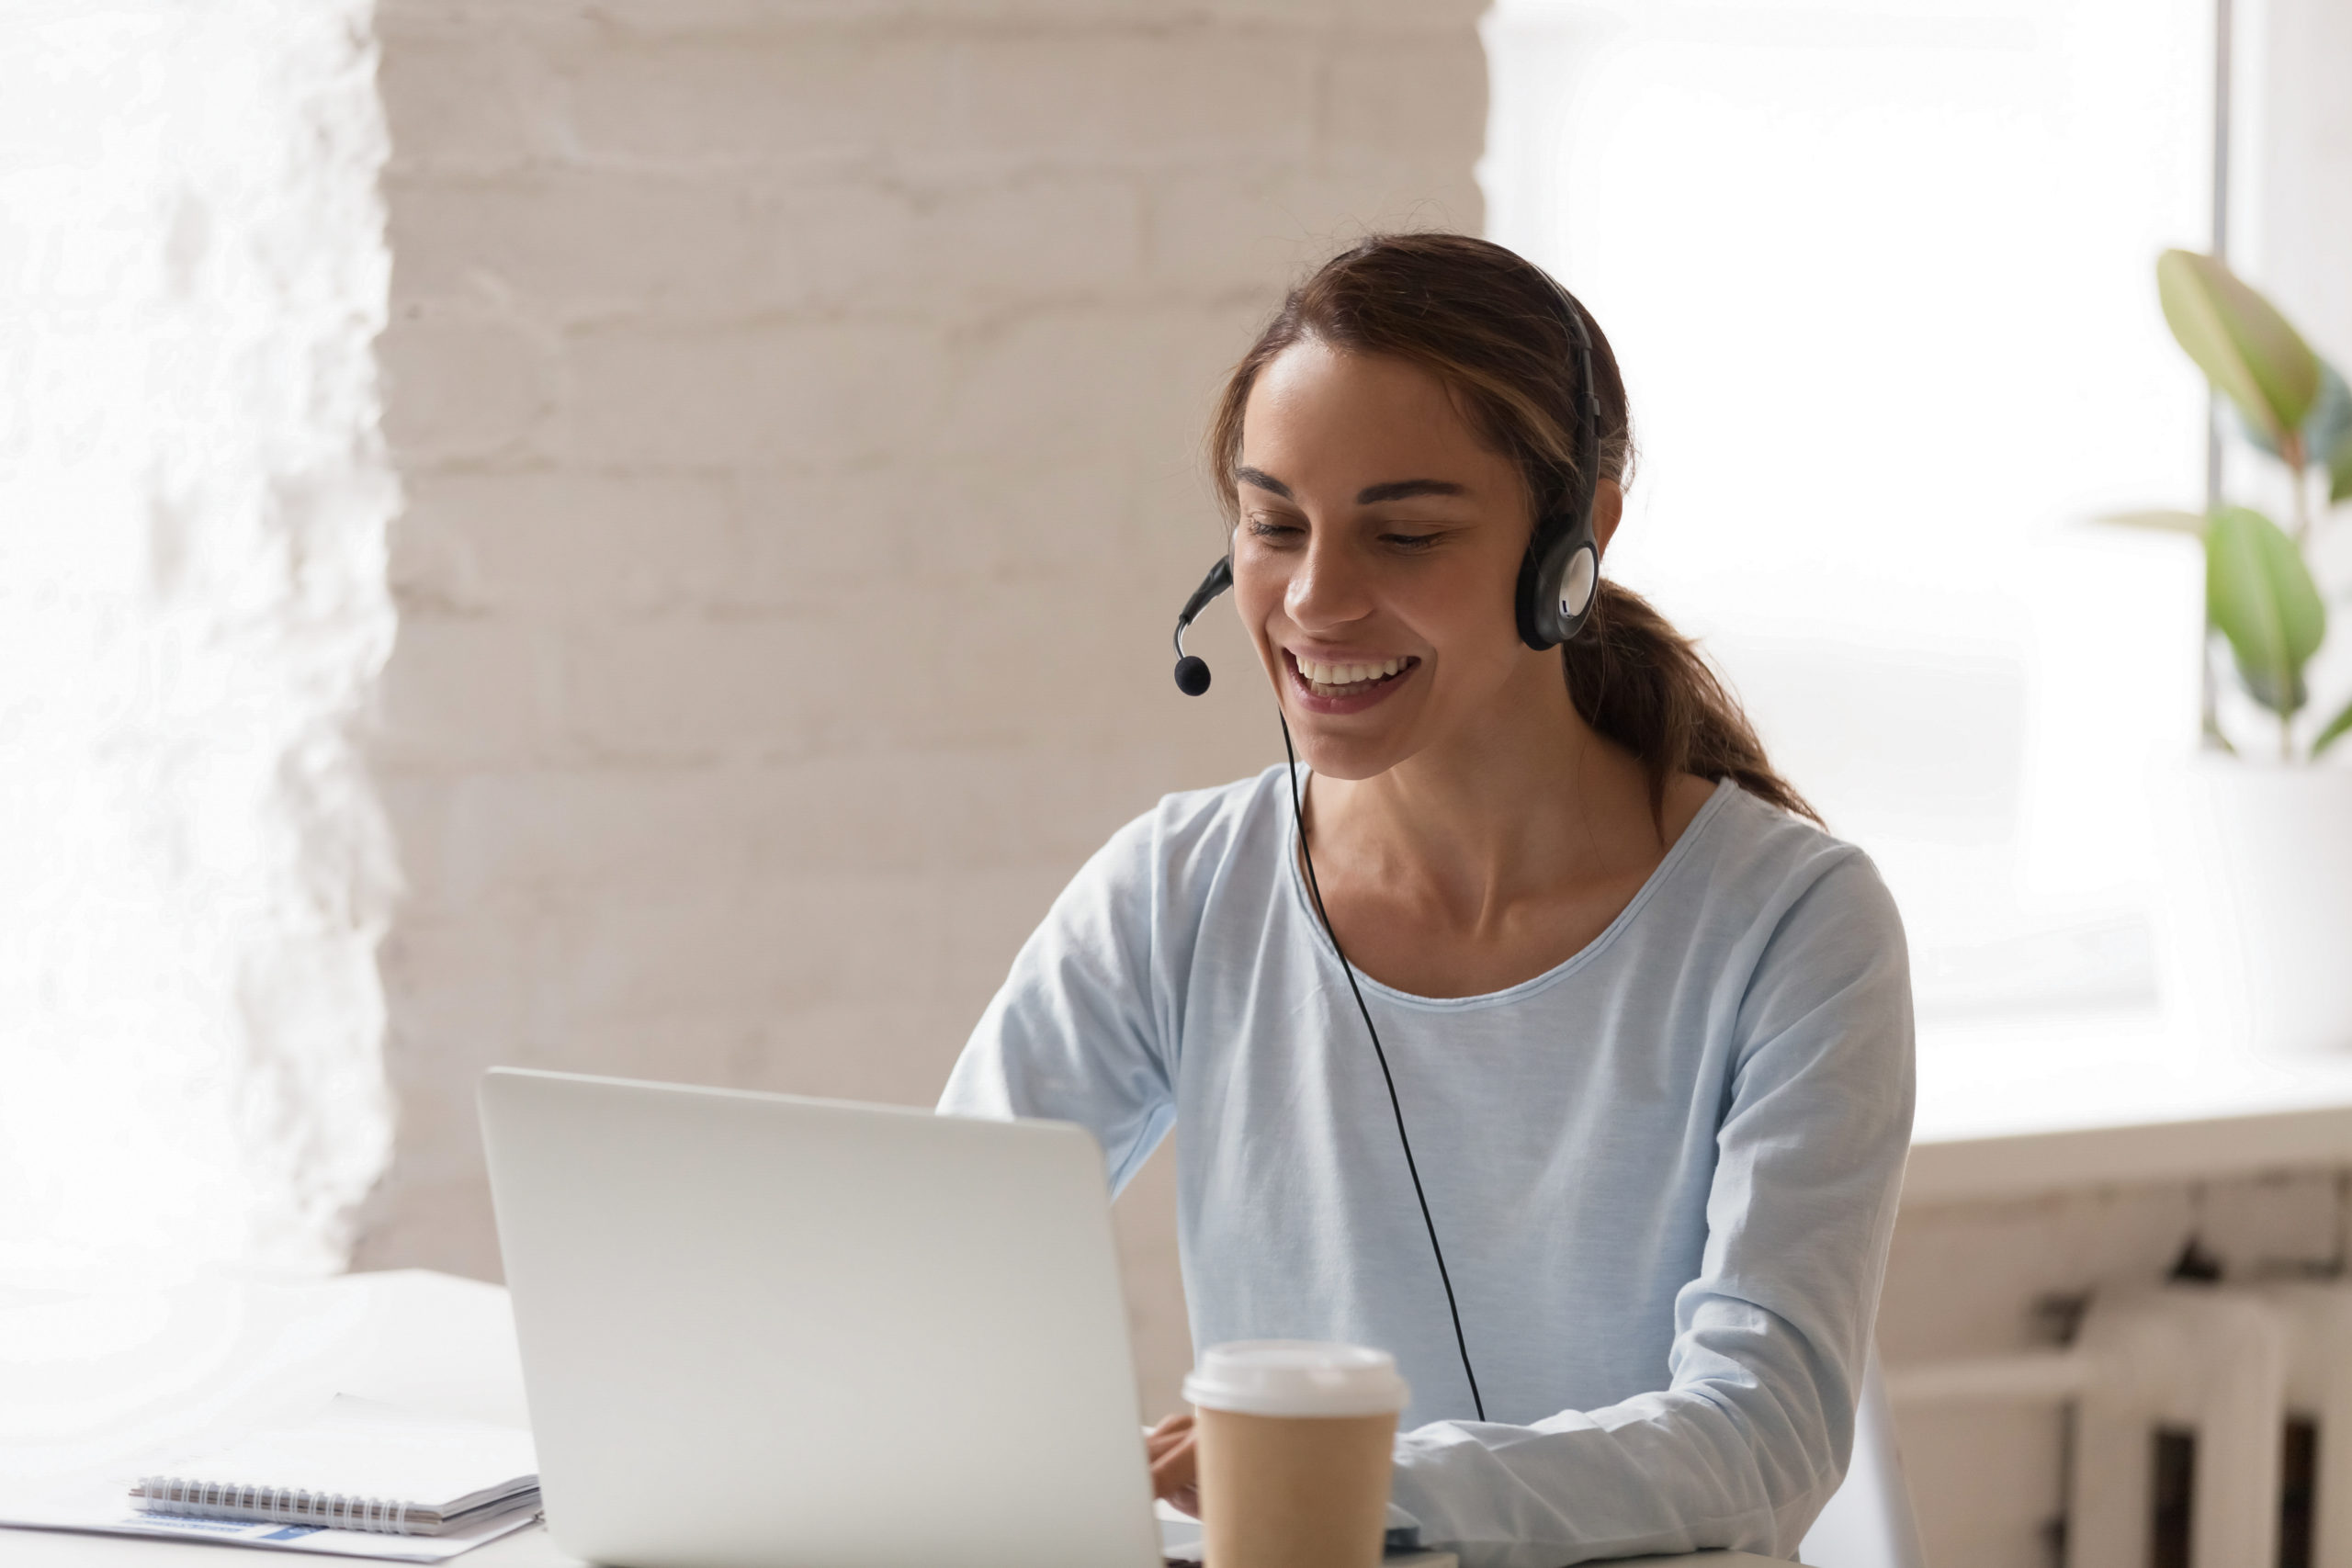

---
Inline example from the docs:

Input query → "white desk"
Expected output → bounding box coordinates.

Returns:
[0,1269,1773,1566]
[0,1272,562,1566]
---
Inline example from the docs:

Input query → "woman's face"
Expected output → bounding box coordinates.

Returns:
[1232,339,1612,781]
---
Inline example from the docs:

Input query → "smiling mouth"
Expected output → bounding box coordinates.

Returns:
[1286,651,1420,699]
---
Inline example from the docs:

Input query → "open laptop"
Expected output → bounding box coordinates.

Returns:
[479,1067,1164,1568]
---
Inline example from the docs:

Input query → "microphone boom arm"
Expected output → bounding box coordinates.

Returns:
[1170,556,1234,695]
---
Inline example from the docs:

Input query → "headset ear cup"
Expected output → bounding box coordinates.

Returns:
[1513,547,1552,649]
[1561,545,1597,621]
[1519,511,1599,649]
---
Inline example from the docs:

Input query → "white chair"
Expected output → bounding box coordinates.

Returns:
[1799,1349,1930,1568]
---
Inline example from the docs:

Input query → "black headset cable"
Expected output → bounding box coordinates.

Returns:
[1279,714,1487,1423]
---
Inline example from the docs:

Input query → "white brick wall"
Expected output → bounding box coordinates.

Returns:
[358,0,1487,1414]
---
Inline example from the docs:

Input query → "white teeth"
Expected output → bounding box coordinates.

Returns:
[1295,656,1409,688]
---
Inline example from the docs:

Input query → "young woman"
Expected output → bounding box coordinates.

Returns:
[938,234,1913,1566]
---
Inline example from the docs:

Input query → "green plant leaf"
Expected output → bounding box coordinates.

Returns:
[2093,508,2208,536]
[2237,359,2352,472]
[2333,429,2352,505]
[2158,250,2323,448]
[2206,505,2325,716]
[2313,697,2352,760]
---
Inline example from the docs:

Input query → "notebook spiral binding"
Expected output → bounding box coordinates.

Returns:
[134,1477,417,1535]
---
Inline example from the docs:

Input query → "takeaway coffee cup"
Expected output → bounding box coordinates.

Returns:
[1182,1341,1411,1568]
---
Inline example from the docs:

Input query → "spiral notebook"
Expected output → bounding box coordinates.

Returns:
[126,1396,537,1537]
[0,1396,541,1561]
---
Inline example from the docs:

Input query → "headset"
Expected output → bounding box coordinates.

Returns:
[1166,274,1606,1424]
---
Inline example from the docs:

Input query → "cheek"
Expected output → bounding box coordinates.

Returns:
[1397,566,1516,661]
[1230,560,1287,637]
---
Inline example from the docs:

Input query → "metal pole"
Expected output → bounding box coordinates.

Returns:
[2211,0,2234,432]
[2201,0,2233,745]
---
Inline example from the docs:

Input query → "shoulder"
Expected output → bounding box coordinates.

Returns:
[1075,764,1293,905]
[1679,788,1912,1076]
[1690,783,1906,964]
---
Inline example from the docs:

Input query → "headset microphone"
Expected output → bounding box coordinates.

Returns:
[1170,556,1233,695]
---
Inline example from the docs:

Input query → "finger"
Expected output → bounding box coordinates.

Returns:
[1150,1434,1197,1500]
[1145,1414,1193,1460]
[1148,1446,1182,1489]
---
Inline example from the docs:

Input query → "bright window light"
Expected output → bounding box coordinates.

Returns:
[0,0,396,1282]
[1485,0,2215,1019]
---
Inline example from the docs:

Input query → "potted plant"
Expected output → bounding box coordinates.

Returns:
[2107,251,2352,1055]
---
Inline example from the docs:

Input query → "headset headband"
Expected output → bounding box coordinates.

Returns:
[1513,278,1605,650]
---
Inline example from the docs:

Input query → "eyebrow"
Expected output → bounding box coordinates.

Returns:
[1355,479,1465,504]
[1233,468,1467,506]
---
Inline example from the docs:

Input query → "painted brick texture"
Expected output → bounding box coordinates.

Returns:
[359,0,1487,1415]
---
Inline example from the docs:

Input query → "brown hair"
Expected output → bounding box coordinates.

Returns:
[1207,232,1820,829]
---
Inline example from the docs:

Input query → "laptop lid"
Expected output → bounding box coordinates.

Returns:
[480,1067,1162,1568]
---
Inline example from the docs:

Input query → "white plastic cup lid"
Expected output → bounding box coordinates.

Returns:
[1181,1340,1411,1418]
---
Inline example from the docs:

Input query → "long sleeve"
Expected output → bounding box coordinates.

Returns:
[1385,853,1916,1567]
[938,812,1179,1196]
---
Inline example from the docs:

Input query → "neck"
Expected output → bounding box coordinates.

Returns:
[1304,661,1665,923]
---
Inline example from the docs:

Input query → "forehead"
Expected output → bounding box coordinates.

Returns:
[1239,340,1511,493]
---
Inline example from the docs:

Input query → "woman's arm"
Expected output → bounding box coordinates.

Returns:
[937,810,1181,1196]
[1388,852,1916,1567]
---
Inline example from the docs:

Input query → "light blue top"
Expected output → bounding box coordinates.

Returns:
[938,765,1914,1566]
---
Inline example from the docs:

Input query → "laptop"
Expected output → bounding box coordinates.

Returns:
[479,1066,1164,1568]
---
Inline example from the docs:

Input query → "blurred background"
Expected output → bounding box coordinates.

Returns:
[4,1,2349,1563]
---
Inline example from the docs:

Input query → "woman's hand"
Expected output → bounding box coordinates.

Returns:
[1146,1411,1199,1517]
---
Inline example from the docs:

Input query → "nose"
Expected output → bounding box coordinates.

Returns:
[1285,526,1376,636]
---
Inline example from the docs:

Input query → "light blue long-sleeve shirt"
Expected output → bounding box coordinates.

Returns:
[938,765,1914,1566]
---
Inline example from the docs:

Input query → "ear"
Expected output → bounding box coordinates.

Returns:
[1592,479,1625,558]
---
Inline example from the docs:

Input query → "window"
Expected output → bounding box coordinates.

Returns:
[1485,0,2216,1019]
[0,3,395,1280]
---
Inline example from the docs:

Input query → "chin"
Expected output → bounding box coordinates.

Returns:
[1283,721,1417,783]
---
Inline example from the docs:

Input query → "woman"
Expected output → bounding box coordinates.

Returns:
[938,233,1913,1566]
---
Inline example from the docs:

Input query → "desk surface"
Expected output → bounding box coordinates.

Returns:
[0,1270,1773,1567]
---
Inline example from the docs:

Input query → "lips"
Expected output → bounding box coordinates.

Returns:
[1284,650,1420,704]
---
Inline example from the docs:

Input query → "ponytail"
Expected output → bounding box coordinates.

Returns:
[1568,581,1821,829]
